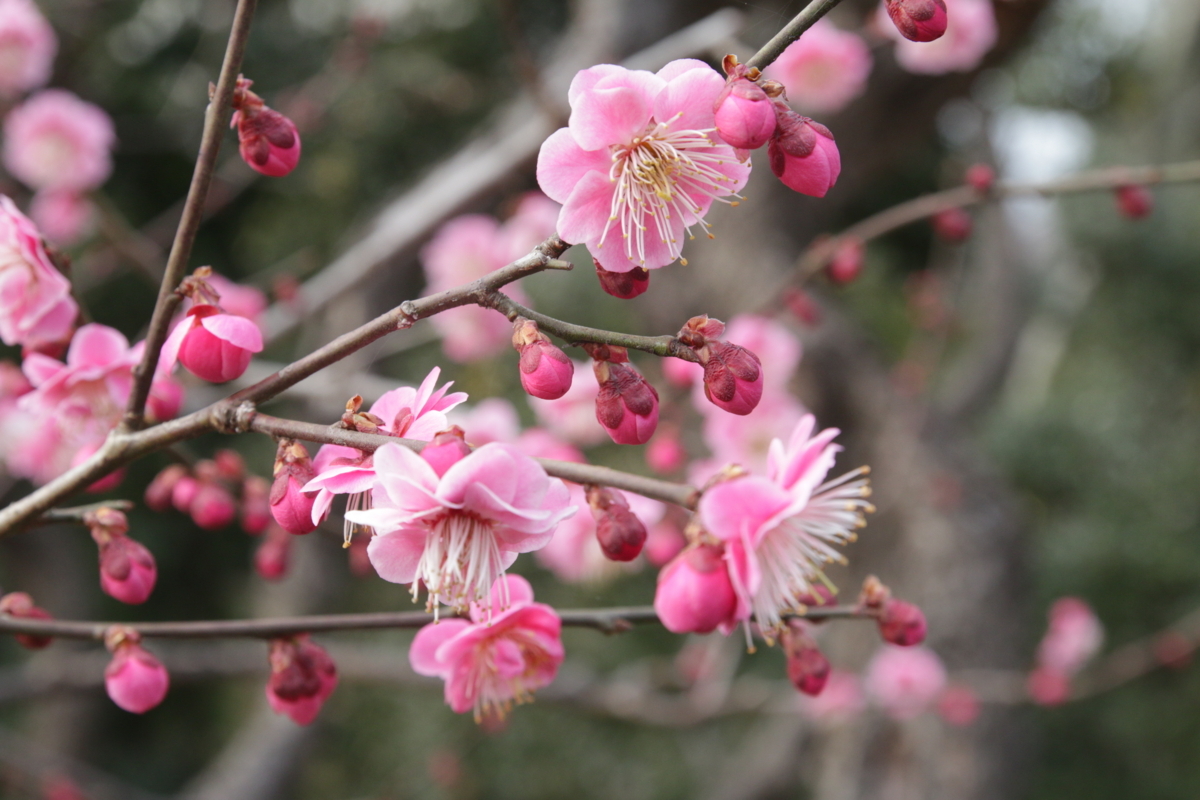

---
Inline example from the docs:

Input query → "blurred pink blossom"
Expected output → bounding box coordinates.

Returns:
[3,89,115,191]
[1036,597,1103,675]
[266,636,338,725]
[29,189,94,246]
[865,645,947,719]
[799,669,866,722]
[528,361,607,445]
[0,0,56,97]
[883,0,998,74]
[766,20,872,114]
[0,194,77,349]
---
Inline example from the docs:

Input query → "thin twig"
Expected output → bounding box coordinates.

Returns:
[744,0,847,71]
[32,500,133,525]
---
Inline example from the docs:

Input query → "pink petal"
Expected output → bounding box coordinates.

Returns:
[698,476,793,544]
[567,64,627,105]
[653,64,725,132]
[410,619,470,677]
[366,529,427,584]
[492,573,535,609]
[21,352,62,386]
[536,127,612,205]
[655,58,712,82]
[568,70,661,151]
[67,323,129,368]
[159,315,193,372]
[199,312,263,352]
[556,170,616,247]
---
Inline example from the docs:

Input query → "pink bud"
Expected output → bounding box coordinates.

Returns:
[646,427,687,474]
[147,375,184,422]
[265,636,338,725]
[231,78,302,177]
[241,475,271,535]
[965,163,995,194]
[586,484,647,561]
[0,591,53,649]
[714,76,777,150]
[593,358,659,445]
[936,684,980,726]
[270,439,318,535]
[1115,184,1153,219]
[1026,666,1070,706]
[104,629,169,714]
[884,0,949,42]
[420,426,473,477]
[784,287,823,326]
[256,525,291,580]
[190,482,236,530]
[92,516,156,605]
[594,260,650,299]
[782,624,831,696]
[878,598,928,646]
[644,520,686,566]
[215,449,245,481]
[165,304,263,383]
[701,342,763,415]
[932,207,973,242]
[513,318,574,400]
[768,105,840,197]
[654,542,738,633]
[827,238,864,284]
[171,475,199,513]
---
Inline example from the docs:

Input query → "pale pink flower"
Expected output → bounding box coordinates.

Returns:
[265,636,338,725]
[537,59,751,272]
[447,398,521,446]
[885,0,998,74]
[496,192,562,260]
[865,645,947,720]
[691,387,806,483]
[0,0,55,97]
[698,414,871,633]
[513,426,586,464]
[0,194,76,349]
[799,669,866,722]
[410,574,564,720]
[29,189,94,246]
[766,20,873,115]
[528,362,607,446]
[345,441,574,613]
[1036,597,1103,676]
[3,89,115,191]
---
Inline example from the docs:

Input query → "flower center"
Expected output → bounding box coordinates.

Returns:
[414,511,507,615]
[466,631,553,722]
[599,116,741,266]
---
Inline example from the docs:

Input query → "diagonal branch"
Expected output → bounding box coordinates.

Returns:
[744,0,847,71]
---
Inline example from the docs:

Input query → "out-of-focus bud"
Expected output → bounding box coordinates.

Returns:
[512,318,574,401]
[103,627,169,714]
[190,481,236,530]
[241,475,271,535]
[884,0,949,42]
[230,77,302,177]
[644,520,687,566]
[270,439,318,535]
[145,462,187,513]
[171,475,199,513]
[1153,631,1192,670]
[88,508,157,605]
[932,207,973,242]
[965,163,995,194]
[859,574,891,609]
[936,684,981,726]
[591,346,659,445]
[214,449,245,481]
[256,524,291,580]
[796,585,836,608]
[768,103,840,197]
[586,484,647,561]
[826,237,864,284]
[784,287,823,326]
[347,534,373,577]
[266,635,338,725]
[646,426,687,474]
[0,591,53,649]
[147,375,184,423]
[594,260,650,299]
[1026,666,1070,706]
[1115,183,1153,219]
[41,775,87,800]
[878,598,927,646]
[653,542,737,633]
[782,622,831,696]
[713,55,777,150]
[420,426,473,477]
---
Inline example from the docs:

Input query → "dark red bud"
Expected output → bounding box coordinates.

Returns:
[0,592,54,649]
[1115,184,1153,219]
[932,207,973,242]
[595,260,650,299]
[877,598,928,646]
[586,485,647,561]
[965,163,995,194]
[782,625,830,696]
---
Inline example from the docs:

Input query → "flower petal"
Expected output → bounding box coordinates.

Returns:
[536,127,611,205]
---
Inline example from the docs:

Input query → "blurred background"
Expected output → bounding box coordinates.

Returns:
[2,0,1200,797]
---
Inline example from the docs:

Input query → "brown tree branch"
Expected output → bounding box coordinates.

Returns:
[744,0,848,71]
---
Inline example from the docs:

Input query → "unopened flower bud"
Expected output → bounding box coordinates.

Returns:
[0,591,54,649]
[932,207,973,242]
[147,375,184,423]
[783,287,822,326]
[859,574,891,609]
[256,524,291,580]
[421,426,472,477]
[593,357,659,445]
[512,318,574,400]
[795,585,836,608]
[241,475,271,535]
[1026,666,1070,706]
[826,237,864,284]
[884,0,949,42]
[646,426,687,474]
[594,260,650,299]
[266,636,339,725]
[104,627,169,714]
[714,57,777,150]
[936,684,981,726]
[93,527,157,606]
[172,475,199,513]
[214,449,245,481]
[782,623,831,696]
[654,542,737,633]
[231,77,302,177]
[1115,183,1153,219]
[190,482,236,530]
[965,163,995,194]
[587,484,647,561]
[701,342,763,415]
[84,506,129,537]
[163,303,263,384]
[768,104,840,197]
[878,598,928,646]
[270,439,318,535]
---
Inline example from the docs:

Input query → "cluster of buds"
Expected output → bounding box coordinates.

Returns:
[269,438,318,534]
[511,318,574,400]
[229,76,302,177]
[0,591,54,649]
[164,267,264,383]
[594,259,651,300]
[883,0,949,42]
[265,635,338,725]
[859,575,928,647]
[585,484,647,561]
[86,507,156,605]
[103,627,169,714]
[676,315,764,415]
[587,344,659,445]
[145,449,261,532]
[712,55,841,198]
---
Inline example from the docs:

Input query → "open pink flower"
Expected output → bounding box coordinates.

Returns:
[865,645,947,720]
[884,0,998,74]
[29,189,95,246]
[537,59,751,273]
[410,574,564,720]
[0,0,56,97]
[3,89,115,191]
[0,194,77,349]
[766,20,873,115]
[698,415,871,634]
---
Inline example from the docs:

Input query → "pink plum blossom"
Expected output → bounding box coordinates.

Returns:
[1036,597,1103,676]
[593,356,659,445]
[0,590,53,649]
[270,439,318,535]
[410,574,564,720]
[0,194,77,349]
[104,631,169,714]
[3,89,115,191]
[799,670,866,722]
[29,189,94,246]
[345,441,574,614]
[96,531,157,605]
[884,0,998,74]
[937,684,981,726]
[447,398,522,446]
[768,105,841,197]
[266,636,338,725]
[512,318,574,400]
[161,304,263,383]
[766,20,873,115]
[0,0,56,97]
[698,414,872,634]
[865,645,947,720]
[537,59,751,272]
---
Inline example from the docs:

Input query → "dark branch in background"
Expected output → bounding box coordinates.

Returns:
[744,0,847,71]
[120,0,260,431]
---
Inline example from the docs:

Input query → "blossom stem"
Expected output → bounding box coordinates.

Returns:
[744,0,847,71]
[33,500,134,525]
[120,0,260,432]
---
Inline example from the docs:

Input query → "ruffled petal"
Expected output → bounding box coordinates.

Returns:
[536,127,611,205]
